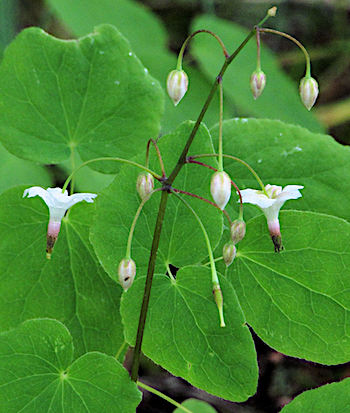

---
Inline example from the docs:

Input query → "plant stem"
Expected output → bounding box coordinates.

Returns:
[137,381,193,413]
[259,28,311,76]
[61,157,161,193]
[166,262,176,282]
[218,78,224,172]
[145,138,166,177]
[115,340,128,361]
[130,9,275,381]
[190,153,268,196]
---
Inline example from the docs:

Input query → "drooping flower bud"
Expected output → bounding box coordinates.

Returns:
[118,258,136,291]
[136,173,154,200]
[230,219,246,244]
[268,6,277,17]
[213,283,226,327]
[299,76,319,110]
[166,69,188,106]
[250,69,266,100]
[223,242,236,267]
[210,171,231,210]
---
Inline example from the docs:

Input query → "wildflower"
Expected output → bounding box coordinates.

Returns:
[299,76,319,110]
[136,173,154,200]
[118,258,136,291]
[210,171,231,210]
[250,69,266,99]
[166,69,188,106]
[240,184,303,252]
[23,187,97,257]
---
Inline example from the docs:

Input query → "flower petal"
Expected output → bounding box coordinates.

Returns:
[64,193,98,209]
[277,185,304,202]
[23,186,54,206]
[240,188,275,209]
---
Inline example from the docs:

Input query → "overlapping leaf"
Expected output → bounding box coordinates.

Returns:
[90,121,223,280]
[121,266,258,402]
[230,210,350,364]
[0,319,141,412]
[281,378,350,412]
[174,399,217,412]
[0,24,163,172]
[191,15,323,133]
[0,186,124,357]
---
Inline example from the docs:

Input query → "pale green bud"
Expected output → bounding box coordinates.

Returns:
[223,242,236,267]
[213,283,226,327]
[166,69,188,106]
[230,219,246,244]
[136,173,154,200]
[210,171,231,210]
[118,258,136,291]
[299,76,319,110]
[250,69,266,100]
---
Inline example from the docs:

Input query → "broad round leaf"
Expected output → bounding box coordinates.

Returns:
[0,319,141,412]
[0,186,123,357]
[281,378,350,412]
[121,266,258,402]
[230,210,350,365]
[90,121,223,280]
[0,24,163,172]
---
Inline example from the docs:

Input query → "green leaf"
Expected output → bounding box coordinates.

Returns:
[0,143,52,194]
[191,15,323,133]
[0,186,124,357]
[46,0,236,133]
[121,266,258,402]
[0,24,163,171]
[210,118,350,222]
[281,378,350,412]
[174,399,217,413]
[90,121,223,280]
[230,210,350,365]
[0,319,141,412]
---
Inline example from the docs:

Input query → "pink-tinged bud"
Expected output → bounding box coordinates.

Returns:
[136,173,154,200]
[223,242,236,267]
[299,76,319,110]
[213,283,226,327]
[46,220,61,259]
[210,171,231,210]
[268,219,283,252]
[268,6,277,17]
[250,69,266,100]
[230,219,246,244]
[166,69,188,106]
[118,258,136,291]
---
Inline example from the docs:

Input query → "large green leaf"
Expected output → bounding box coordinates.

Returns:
[0,143,52,194]
[191,15,323,133]
[121,266,258,402]
[210,118,350,222]
[0,186,124,357]
[230,210,350,365]
[0,319,141,412]
[90,121,223,280]
[0,24,163,171]
[281,378,350,412]
[46,0,235,133]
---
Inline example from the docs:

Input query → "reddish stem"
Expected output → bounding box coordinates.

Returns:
[146,139,166,178]
[172,187,232,225]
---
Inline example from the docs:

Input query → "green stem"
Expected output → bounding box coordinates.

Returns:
[137,381,193,413]
[259,28,311,77]
[130,8,275,381]
[177,30,229,70]
[115,341,128,361]
[256,28,262,70]
[190,153,268,196]
[218,78,224,172]
[61,157,161,194]
[69,148,76,195]
[145,139,166,177]
[172,191,225,327]
[125,189,161,259]
[166,262,176,282]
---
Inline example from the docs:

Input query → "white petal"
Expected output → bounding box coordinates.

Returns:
[240,188,275,209]
[64,192,98,209]
[277,185,304,202]
[23,186,54,207]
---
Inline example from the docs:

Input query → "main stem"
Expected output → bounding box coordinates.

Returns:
[130,12,272,382]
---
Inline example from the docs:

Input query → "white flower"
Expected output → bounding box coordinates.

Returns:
[210,171,231,210]
[240,184,303,251]
[23,187,97,257]
[166,69,188,106]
